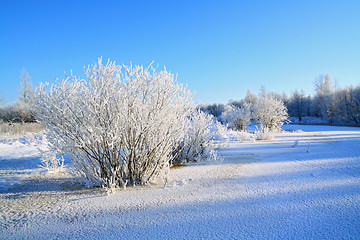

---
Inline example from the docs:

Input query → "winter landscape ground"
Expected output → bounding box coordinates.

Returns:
[0,124,359,239]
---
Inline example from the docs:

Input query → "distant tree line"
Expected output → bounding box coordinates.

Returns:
[0,68,35,123]
[200,74,360,126]
[1,70,359,126]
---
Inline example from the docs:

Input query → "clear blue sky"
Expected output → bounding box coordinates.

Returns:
[1,0,360,105]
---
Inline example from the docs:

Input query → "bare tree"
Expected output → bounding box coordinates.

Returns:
[287,89,307,121]
[0,90,3,108]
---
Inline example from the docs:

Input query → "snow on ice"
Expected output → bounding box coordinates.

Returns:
[0,125,359,239]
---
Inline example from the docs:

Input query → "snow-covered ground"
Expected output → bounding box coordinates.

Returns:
[1,125,359,239]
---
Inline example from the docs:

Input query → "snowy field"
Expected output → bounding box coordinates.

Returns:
[1,125,359,239]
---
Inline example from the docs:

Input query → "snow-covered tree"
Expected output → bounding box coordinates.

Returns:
[0,92,4,121]
[313,74,334,120]
[221,103,252,131]
[18,68,34,122]
[198,103,225,119]
[252,96,288,132]
[228,99,243,108]
[32,58,193,188]
[343,85,360,124]
[280,92,289,105]
[244,89,258,104]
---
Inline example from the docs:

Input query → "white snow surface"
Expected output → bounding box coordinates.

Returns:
[1,125,360,239]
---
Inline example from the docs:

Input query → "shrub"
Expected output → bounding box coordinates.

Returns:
[32,59,193,188]
[254,127,274,140]
[173,110,219,163]
[252,96,288,132]
[221,103,252,131]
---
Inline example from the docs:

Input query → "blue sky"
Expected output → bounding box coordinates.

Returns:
[1,0,360,105]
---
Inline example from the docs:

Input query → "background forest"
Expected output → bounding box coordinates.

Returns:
[200,74,360,126]
[1,71,359,126]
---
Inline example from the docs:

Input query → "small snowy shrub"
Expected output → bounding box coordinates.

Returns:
[173,110,219,163]
[252,96,288,132]
[32,58,193,188]
[233,130,254,142]
[221,104,252,131]
[215,128,254,142]
[254,127,274,140]
[211,121,232,148]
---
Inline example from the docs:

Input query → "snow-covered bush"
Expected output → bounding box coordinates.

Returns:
[173,110,219,163]
[252,96,288,132]
[32,58,193,188]
[232,130,254,142]
[212,124,255,147]
[254,127,274,140]
[221,103,252,131]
